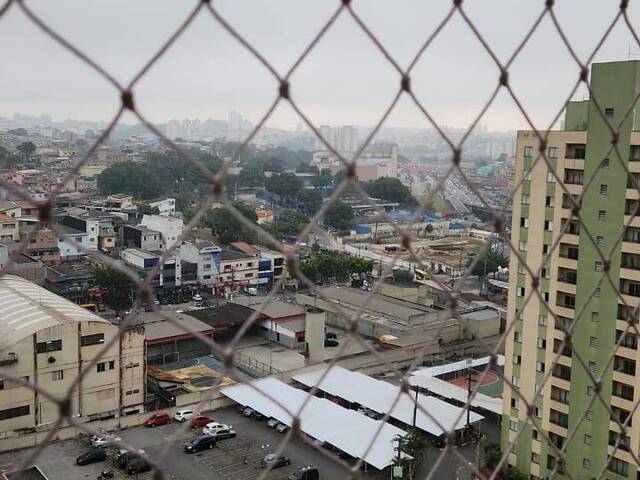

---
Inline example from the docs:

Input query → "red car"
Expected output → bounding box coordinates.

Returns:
[144,412,170,427]
[189,415,214,428]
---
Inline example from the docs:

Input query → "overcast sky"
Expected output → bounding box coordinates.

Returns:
[2,1,640,131]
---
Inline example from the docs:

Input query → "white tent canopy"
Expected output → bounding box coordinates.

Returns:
[408,375,502,415]
[411,355,505,379]
[293,366,483,437]
[221,377,407,470]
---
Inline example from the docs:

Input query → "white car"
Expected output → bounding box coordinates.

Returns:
[203,422,231,436]
[192,294,203,302]
[275,423,289,433]
[90,432,122,448]
[174,409,195,422]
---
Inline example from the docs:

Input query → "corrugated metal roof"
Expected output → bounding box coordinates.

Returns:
[0,275,108,351]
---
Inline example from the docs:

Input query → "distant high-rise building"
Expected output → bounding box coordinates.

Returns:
[314,124,358,155]
[504,61,640,479]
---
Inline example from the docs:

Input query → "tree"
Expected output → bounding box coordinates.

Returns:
[205,203,258,244]
[471,251,508,278]
[139,204,160,216]
[0,146,18,170]
[237,164,265,188]
[483,443,502,470]
[298,189,323,214]
[324,200,353,231]
[393,431,427,479]
[98,161,165,199]
[311,174,332,189]
[265,173,303,199]
[17,141,36,160]
[300,251,373,284]
[296,162,319,175]
[92,265,134,316]
[362,177,417,205]
[263,156,284,172]
[263,210,309,240]
[393,269,415,286]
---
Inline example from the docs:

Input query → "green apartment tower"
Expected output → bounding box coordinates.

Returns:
[504,61,640,479]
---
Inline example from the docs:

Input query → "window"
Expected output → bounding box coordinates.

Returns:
[589,361,597,374]
[522,193,530,205]
[594,287,601,297]
[518,263,526,275]
[97,362,106,373]
[511,398,519,409]
[551,386,569,404]
[605,107,615,118]
[520,217,529,228]
[513,354,522,365]
[602,158,610,169]
[595,261,603,272]
[585,409,593,421]
[584,434,592,445]
[51,370,63,381]
[109,360,115,370]
[514,332,523,343]
[517,287,525,297]
[510,420,519,432]
[598,210,606,221]
[536,362,545,373]
[537,338,546,349]
[608,457,629,476]
[548,147,558,158]
[600,184,608,196]
[587,385,594,397]
[538,315,547,326]
[590,336,598,348]
[545,196,554,207]
[523,170,531,181]
[616,330,637,349]
[512,376,520,387]
[0,376,28,391]
[544,220,553,231]
[524,146,533,157]
[596,235,604,247]
[36,339,62,353]
[550,409,569,428]
[80,334,104,347]
[531,453,540,465]
[532,429,539,440]
[582,458,591,470]
[0,405,30,421]
[547,171,556,183]
[612,380,634,401]
[519,241,527,252]
[543,244,549,254]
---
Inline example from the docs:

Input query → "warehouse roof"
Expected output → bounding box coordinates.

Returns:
[128,310,214,344]
[230,296,304,320]
[0,275,108,351]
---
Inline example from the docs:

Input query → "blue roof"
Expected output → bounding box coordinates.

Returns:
[449,222,464,230]
[423,212,441,222]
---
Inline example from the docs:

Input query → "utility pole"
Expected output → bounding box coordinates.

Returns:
[466,358,473,437]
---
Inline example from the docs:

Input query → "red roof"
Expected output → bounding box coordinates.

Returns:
[0,214,12,222]
[230,241,258,255]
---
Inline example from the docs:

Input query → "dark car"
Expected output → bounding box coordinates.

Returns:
[288,466,320,480]
[76,448,107,466]
[183,435,216,453]
[125,459,151,475]
[261,453,291,469]
[325,332,337,340]
[324,339,339,347]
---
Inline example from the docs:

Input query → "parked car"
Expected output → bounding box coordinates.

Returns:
[90,433,121,448]
[275,423,289,433]
[183,435,216,453]
[324,339,339,347]
[267,417,279,428]
[325,331,337,340]
[207,427,237,441]
[125,459,151,475]
[144,412,171,427]
[76,448,107,466]
[242,407,254,417]
[192,294,203,302]
[261,453,291,469]
[114,448,145,469]
[189,415,214,428]
[203,422,232,436]
[288,466,320,480]
[174,409,195,422]
[253,411,264,420]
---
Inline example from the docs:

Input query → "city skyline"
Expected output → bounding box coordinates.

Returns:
[2,1,640,131]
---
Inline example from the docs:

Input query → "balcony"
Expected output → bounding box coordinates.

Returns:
[564,169,584,185]
[0,352,18,366]
[558,267,577,285]
[565,143,586,160]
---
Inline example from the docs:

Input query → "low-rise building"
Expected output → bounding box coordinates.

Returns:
[149,197,176,217]
[57,225,88,259]
[19,225,59,263]
[0,214,19,243]
[180,240,221,286]
[120,224,162,251]
[0,275,145,435]
[140,214,184,250]
[219,250,259,291]
[105,194,134,211]
[120,248,181,288]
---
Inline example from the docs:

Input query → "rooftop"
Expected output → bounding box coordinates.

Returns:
[128,309,214,344]
[230,295,305,319]
[0,275,108,351]
[221,249,254,261]
[187,303,258,330]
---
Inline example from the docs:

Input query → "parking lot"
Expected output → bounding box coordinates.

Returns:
[0,407,387,480]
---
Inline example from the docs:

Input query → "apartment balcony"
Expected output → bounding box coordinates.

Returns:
[627,188,640,201]
[624,215,640,228]
[620,267,640,282]
[548,398,570,414]
[550,377,571,392]
[565,144,586,160]
[564,183,582,195]
[558,232,579,245]
[553,304,577,320]
[629,159,640,173]
[557,257,578,271]
[0,352,18,366]
[556,282,576,295]
[622,241,640,255]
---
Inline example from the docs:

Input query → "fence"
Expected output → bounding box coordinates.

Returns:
[2,1,640,480]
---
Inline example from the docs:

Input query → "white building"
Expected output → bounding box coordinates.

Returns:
[140,214,184,250]
[180,240,221,286]
[57,225,88,259]
[120,248,182,288]
[149,198,176,217]
[0,275,145,435]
